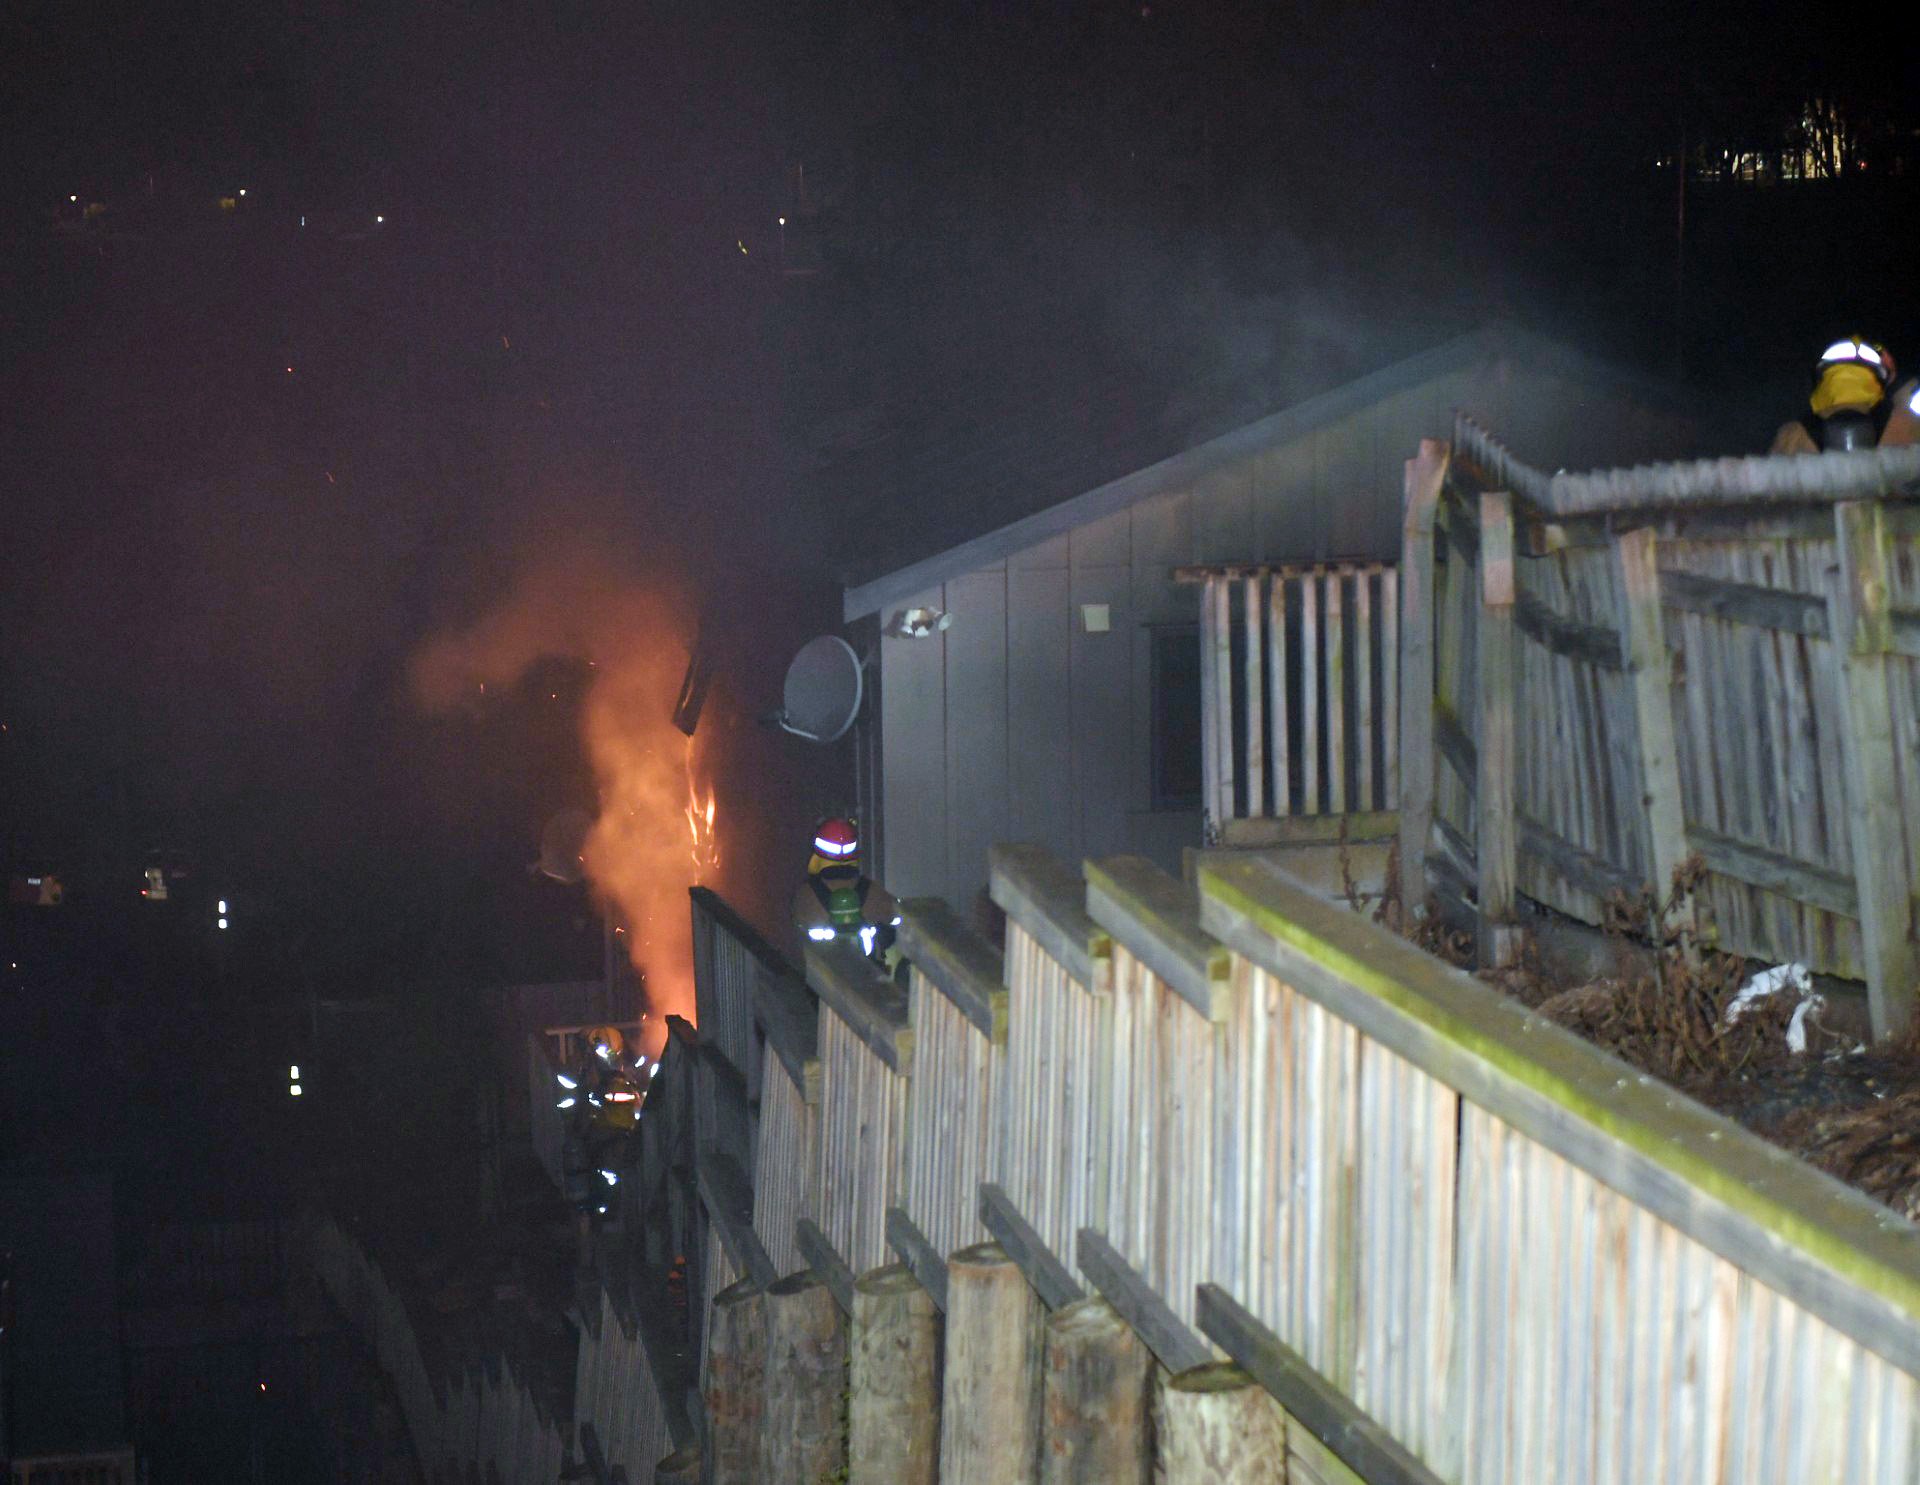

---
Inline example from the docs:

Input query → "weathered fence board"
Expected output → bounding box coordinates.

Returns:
[807,945,910,1275]
[903,963,996,1258]
[752,1048,815,1280]
[1434,419,1920,1030]
[1201,851,1920,1482]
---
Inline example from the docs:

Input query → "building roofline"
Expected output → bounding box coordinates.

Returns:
[842,321,1672,621]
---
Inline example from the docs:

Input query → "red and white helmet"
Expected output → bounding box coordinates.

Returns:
[811,817,860,866]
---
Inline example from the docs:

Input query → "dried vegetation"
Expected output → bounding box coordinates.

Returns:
[1363,844,1920,1219]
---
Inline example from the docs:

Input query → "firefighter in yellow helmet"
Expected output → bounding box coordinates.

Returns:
[587,1024,624,1065]
[556,1023,645,1219]
[1770,337,1897,454]
[577,1025,643,1133]
[793,816,901,970]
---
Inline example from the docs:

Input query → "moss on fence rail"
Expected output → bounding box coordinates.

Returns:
[1197,852,1920,1372]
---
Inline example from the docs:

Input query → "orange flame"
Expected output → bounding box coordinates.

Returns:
[409,545,707,1053]
[685,736,720,878]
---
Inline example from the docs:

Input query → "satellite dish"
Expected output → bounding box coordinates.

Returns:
[538,809,593,883]
[775,636,863,743]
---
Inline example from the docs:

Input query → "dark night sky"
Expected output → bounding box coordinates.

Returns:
[2,0,1914,984]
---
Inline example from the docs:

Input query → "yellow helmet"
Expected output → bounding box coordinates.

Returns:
[1811,336,1894,417]
[588,1025,625,1063]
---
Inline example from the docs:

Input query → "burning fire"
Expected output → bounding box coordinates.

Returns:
[685,736,719,877]
[409,545,712,1052]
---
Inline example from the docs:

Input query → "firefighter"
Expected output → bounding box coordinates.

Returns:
[560,1025,641,1217]
[1770,337,1897,454]
[793,816,901,968]
[580,1026,642,1131]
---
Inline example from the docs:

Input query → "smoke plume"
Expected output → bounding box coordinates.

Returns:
[409,542,711,1048]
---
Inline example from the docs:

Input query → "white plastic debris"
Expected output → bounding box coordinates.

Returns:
[1725,962,1812,1020]
[1724,961,1823,1053]
[1784,996,1823,1056]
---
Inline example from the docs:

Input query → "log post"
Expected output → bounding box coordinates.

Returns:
[939,1242,1043,1484]
[1398,441,1446,915]
[1040,1297,1153,1485]
[704,1278,765,1484]
[850,1264,941,1484]
[1475,489,1519,967]
[758,1273,847,1485]
[655,1445,701,1482]
[1155,1362,1287,1483]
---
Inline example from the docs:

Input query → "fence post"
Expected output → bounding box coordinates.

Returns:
[940,1242,1044,1482]
[1830,499,1918,1041]
[1040,1296,1154,1484]
[1154,1362,1287,1484]
[757,1273,847,1485]
[850,1264,941,1483]
[704,1278,766,1484]
[1613,526,1692,930]
[1397,441,1446,916]
[1475,491,1518,966]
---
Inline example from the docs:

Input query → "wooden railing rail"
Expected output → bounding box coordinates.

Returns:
[1454,414,1920,516]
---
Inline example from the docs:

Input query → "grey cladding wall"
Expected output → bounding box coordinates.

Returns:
[874,354,1698,908]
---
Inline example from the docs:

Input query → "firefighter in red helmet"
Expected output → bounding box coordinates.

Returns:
[793,816,900,969]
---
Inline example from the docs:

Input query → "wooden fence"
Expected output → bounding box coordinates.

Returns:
[1402,422,1920,1033]
[1204,852,1920,1483]
[1180,561,1400,845]
[675,839,1920,1484]
[298,1209,691,1485]
[6,1450,139,1485]
[299,1212,456,1479]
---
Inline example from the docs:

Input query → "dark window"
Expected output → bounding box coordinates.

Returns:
[1150,624,1203,811]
